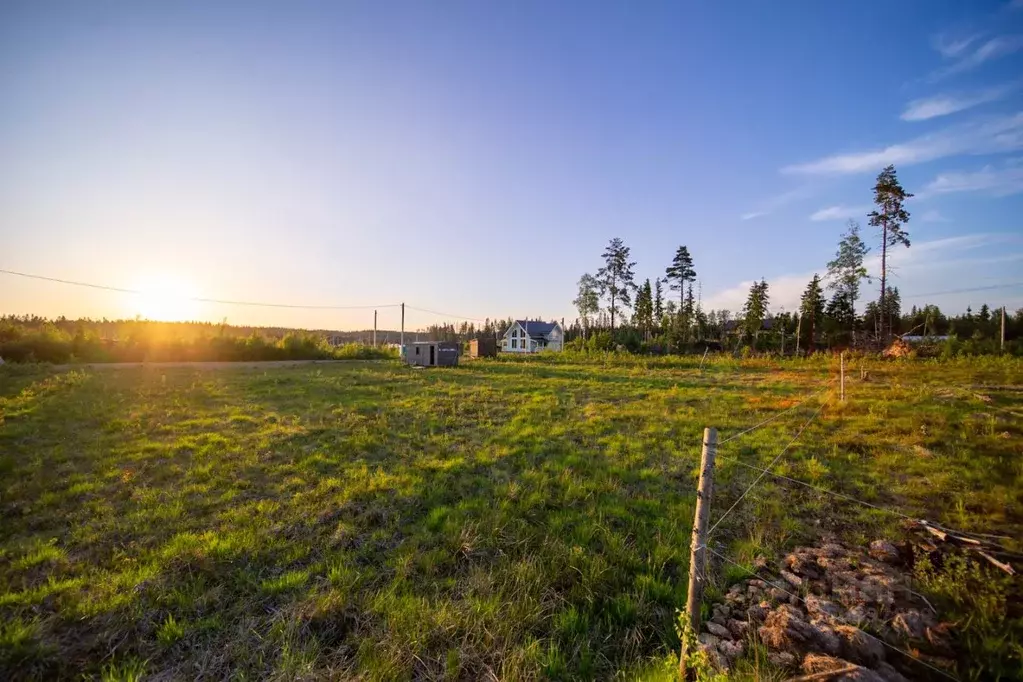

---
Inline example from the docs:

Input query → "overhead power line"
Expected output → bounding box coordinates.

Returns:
[901,282,1023,300]
[0,268,399,310]
[405,305,488,323]
[1,269,139,294]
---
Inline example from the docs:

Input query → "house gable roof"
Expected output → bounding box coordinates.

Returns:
[514,320,559,335]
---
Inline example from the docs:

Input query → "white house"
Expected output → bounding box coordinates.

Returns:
[502,320,564,353]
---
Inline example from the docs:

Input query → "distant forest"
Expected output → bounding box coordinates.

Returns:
[0,316,395,364]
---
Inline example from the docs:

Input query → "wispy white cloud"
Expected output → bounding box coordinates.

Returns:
[932,33,983,58]
[921,159,1023,196]
[703,272,817,315]
[782,112,1023,175]
[930,34,1023,80]
[738,187,809,220]
[809,205,872,222]
[900,83,1016,121]
[920,209,950,223]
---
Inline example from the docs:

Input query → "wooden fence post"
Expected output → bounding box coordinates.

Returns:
[840,352,846,403]
[681,427,717,676]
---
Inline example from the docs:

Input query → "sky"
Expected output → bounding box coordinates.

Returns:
[2,0,1022,331]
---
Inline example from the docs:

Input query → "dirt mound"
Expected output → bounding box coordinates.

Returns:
[697,540,957,680]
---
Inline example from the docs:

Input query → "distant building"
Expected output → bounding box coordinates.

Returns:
[468,337,497,358]
[403,341,459,367]
[900,335,950,343]
[502,320,564,353]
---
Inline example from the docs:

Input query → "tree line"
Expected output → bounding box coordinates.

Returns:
[569,165,1020,355]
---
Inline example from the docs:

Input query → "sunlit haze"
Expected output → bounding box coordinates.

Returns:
[2,0,1022,330]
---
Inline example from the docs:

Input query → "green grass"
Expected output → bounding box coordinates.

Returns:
[0,355,1020,679]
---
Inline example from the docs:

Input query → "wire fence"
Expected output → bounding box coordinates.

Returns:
[685,368,973,681]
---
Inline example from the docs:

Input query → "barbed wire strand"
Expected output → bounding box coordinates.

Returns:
[706,398,828,539]
[713,453,923,526]
[718,380,835,445]
[0,268,400,310]
[713,450,1023,561]
[705,546,959,681]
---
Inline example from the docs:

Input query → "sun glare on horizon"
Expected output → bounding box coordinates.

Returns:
[132,275,200,322]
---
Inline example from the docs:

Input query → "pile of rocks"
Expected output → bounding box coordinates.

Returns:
[697,540,956,681]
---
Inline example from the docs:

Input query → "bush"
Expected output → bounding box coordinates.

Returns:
[0,318,396,364]
[586,331,614,352]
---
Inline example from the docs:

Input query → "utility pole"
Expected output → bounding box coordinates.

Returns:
[373,310,377,347]
[779,308,785,356]
[1002,306,1006,352]
[400,303,405,359]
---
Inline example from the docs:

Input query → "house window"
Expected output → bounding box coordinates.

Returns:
[415,347,420,355]
[511,339,518,349]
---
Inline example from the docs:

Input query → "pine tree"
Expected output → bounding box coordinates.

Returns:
[799,274,825,351]
[596,238,637,335]
[664,246,696,311]
[868,165,912,340]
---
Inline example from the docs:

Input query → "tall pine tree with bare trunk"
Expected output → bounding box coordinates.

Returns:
[868,165,912,341]
[596,238,637,336]
[664,246,696,310]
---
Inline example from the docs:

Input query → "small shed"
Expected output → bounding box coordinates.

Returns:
[404,341,459,367]
[468,337,497,359]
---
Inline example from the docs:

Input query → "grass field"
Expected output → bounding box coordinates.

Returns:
[1,356,1020,680]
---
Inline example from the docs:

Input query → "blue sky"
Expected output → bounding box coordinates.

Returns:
[1,0,1022,330]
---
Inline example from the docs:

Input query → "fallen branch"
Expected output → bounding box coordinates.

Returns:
[786,666,859,682]
[906,588,937,614]
[912,520,1016,575]
[978,551,1016,575]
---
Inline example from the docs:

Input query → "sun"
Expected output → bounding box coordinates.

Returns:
[134,276,199,322]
